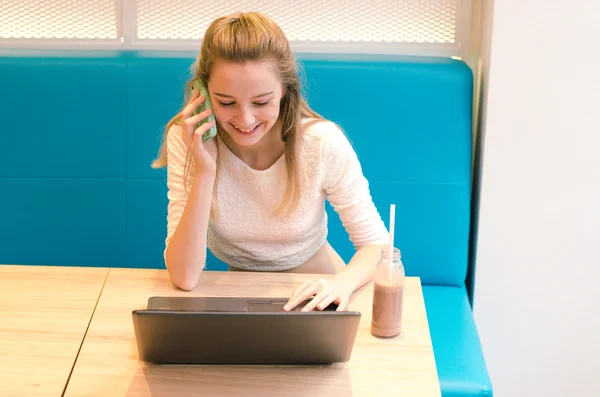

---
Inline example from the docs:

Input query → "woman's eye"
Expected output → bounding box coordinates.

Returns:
[218,100,270,107]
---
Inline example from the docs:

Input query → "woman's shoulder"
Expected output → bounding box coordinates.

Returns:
[301,117,356,161]
[299,118,358,181]
[301,117,341,136]
[300,117,347,154]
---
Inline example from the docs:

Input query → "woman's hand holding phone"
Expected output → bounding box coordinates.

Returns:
[180,89,218,176]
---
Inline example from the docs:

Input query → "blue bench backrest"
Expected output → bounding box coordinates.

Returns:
[0,51,472,287]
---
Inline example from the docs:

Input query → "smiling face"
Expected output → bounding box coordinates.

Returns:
[208,59,285,149]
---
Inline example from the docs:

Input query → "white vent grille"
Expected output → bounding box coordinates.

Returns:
[0,0,471,56]
[0,0,119,39]
[136,0,458,44]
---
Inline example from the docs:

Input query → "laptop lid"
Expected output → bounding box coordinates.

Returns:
[132,296,361,365]
[146,296,340,312]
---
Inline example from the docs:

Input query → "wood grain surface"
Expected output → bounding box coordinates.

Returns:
[0,265,108,397]
[63,269,441,397]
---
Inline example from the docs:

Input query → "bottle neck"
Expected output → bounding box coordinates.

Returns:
[380,246,401,262]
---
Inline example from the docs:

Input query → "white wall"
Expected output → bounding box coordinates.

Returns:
[473,1,600,396]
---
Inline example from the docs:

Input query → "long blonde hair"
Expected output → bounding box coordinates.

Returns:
[152,11,324,218]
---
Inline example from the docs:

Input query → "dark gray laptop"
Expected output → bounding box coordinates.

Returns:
[132,296,361,365]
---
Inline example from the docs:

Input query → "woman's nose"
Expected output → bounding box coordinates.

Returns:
[236,105,256,127]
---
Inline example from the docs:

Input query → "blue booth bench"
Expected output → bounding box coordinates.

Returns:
[0,50,492,397]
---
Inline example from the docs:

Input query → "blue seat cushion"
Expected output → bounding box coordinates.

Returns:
[423,286,493,397]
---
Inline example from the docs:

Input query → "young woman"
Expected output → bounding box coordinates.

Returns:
[153,12,389,312]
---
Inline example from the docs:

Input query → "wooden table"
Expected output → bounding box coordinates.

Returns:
[0,265,109,397]
[63,269,441,397]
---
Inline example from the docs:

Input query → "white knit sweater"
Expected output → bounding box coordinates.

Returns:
[165,118,389,271]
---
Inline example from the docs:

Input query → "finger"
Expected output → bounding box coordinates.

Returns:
[302,287,335,312]
[284,281,319,311]
[316,291,338,311]
[181,93,206,118]
[336,298,349,311]
[290,280,313,298]
[288,279,329,311]
[184,107,213,126]
[294,278,329,301]
[181,93,206,146]
[193,120,216,141]
[184,88,200,112]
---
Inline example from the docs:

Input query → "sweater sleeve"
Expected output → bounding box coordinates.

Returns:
[321,122,390,250]
[164,124,195,252]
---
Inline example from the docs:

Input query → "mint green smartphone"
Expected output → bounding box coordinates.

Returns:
[191,79,217,142]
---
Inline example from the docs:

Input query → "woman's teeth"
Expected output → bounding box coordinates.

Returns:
[233,123,260,133]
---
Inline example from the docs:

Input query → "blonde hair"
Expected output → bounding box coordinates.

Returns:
[152,11,324,218]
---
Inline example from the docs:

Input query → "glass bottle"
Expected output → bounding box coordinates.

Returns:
[371,246,405,338]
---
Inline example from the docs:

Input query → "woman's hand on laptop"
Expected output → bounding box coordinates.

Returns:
[283,278,354,312]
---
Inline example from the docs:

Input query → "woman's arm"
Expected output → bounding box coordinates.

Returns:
[165,172,215,291]
[333,243,387,293]
[162,119,217,291]
[285,243,386,312]
[285,122,390,311]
